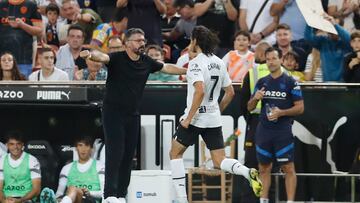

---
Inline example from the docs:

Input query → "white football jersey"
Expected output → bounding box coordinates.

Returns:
[183,53,232,128]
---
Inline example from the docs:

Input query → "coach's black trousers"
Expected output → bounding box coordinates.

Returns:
[102,104,140,198]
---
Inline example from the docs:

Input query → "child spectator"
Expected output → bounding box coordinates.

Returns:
[344,31,360,82]
[146,44,179,82]
[0,52,26,81]
[282,51,305,82]
[44,3,62,49]
[222,31,255,82]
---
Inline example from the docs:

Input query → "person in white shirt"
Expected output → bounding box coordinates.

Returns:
[29,48,69,81]
[0,131,41,203]
[168,26,263,203]
[40,136,104,203]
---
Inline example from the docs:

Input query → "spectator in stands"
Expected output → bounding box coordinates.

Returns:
[97,0,118,22]
[0,52,26,81]
[222,31,255,82]
[282,51,305,82]
[254,42,272,65]
[270,0,309,53]
[40,136,105,203]
[91,8,128,53]
[344,31,360,82]
[328,0,359,32]
[163,0,197,56]
[29,48,69,81]
[0,0,43,78]
[108,36,124,53]
[274,24,307,71]
[78,0,97,12]
[304,14,352,82]
[118,0,166,46]
[161,0,180,34]
[0,131,41,203]
[194,0,239,57]
[56,25,87,80]
[61,0,102,43]
[44,3,62,49]
[239,0,278,46]
[34,0,63,16]
[304,48,323,82]
[146,44,179,82]
[75,56,107,80]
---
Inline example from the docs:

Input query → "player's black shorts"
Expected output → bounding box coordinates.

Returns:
[173,124,224,150]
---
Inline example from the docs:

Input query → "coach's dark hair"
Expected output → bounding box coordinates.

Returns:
[265,47,282,58]
[5,130,25,143]
[191,26,219,56]
[125,28,145,41]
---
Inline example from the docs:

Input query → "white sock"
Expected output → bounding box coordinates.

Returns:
[60,196,72,203]
[118,197,126,203]
[170,159,187,198]
[260,198,269,203]
[104,196,120,203]
[287,201,294,203]
[220,158,250,180]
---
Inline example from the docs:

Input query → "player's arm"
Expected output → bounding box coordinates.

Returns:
[247,87,265,111]
[219,85,235,113]
[161,64,187,75]
[268,100,304,121]
[17,178,41,203]
[181,81,205,128]
[80,50,110,64]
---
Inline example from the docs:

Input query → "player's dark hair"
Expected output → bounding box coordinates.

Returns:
[191,26,219,56]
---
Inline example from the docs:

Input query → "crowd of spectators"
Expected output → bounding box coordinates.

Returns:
[0,0,359,82]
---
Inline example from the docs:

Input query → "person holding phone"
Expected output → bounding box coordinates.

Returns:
[0,0,43,78]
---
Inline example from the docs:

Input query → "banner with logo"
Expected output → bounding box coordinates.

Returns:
[0,84,359,201]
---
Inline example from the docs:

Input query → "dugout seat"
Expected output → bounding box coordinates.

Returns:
[25,140,59,189]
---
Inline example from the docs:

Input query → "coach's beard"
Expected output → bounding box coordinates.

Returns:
[135,45,146,55]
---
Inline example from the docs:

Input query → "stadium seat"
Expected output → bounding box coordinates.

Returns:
[25,140,59,189]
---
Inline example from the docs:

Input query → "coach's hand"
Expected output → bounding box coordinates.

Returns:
[181,119,191,129]
[254,87,265,101]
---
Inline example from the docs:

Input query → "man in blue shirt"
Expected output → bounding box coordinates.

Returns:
[247,47,304,203]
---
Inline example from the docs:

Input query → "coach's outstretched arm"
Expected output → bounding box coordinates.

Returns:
[80,50,110,64]
[160,64,187,75]
[220,85,235,113]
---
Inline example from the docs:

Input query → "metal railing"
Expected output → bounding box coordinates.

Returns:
[272,173,360,203]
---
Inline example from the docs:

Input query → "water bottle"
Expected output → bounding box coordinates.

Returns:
[266,103,277,122]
